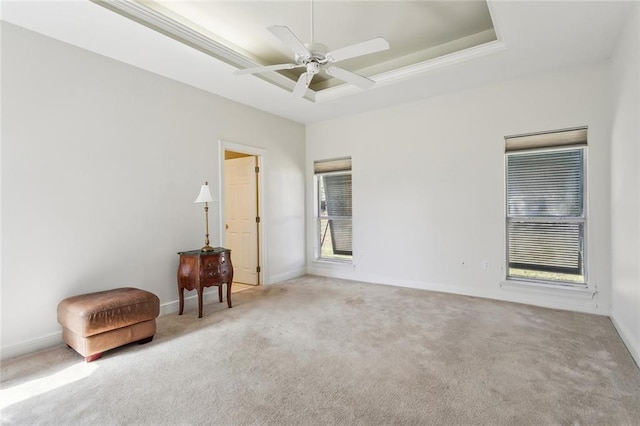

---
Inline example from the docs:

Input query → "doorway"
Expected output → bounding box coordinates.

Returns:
[220,143,264,286]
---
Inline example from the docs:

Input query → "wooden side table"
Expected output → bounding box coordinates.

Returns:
[177,248,233,318]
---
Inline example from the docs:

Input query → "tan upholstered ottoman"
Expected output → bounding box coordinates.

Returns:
[57,287,160,362]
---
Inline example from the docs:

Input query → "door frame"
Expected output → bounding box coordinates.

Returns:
[218,140,267,285]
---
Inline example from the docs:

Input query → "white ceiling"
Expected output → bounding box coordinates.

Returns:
[0,1,634,124]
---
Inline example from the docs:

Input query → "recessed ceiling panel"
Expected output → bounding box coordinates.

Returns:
[95,0,497,96]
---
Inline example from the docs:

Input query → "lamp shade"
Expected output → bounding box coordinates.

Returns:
[194,183,216,203]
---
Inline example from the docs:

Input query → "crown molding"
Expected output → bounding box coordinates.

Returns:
[91,0,298,95]
[313,39,507,103]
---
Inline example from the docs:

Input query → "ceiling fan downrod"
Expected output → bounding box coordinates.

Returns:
[310,0,314,44]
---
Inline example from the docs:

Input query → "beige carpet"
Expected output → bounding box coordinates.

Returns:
[2,275,639,425]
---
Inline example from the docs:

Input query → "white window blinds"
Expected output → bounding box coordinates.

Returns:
[314,157,353,259]
[506,150,584,217]
[505,127,587,284]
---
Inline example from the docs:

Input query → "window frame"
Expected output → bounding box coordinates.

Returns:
[504,143,588,288]
[314,158,353,263]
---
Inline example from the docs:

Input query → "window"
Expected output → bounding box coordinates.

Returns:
[314,157,352,262]
[505,128,587,286]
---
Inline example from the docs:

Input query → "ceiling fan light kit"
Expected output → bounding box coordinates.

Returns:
[234,22,389,97]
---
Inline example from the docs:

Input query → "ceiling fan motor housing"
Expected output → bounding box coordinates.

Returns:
[295,42,329,66]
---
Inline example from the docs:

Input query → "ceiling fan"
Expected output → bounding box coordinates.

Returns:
[234,15,389,97]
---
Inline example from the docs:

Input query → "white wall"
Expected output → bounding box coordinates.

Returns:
[1,23,306,358]
[610,4,640,366]
[307,62,612,315]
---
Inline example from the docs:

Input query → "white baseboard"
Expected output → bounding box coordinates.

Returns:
[1,331,63,361]
[308,269,609,316]
[610,311,640,368]
[307,263,356,280]
[268,268,306,284]
[158,289,226,316]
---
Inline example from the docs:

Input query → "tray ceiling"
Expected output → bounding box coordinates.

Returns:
[94,0,498,98]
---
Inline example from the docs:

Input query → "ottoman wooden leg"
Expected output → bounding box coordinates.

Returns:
[137,336,154,345]
[85,353,103,363]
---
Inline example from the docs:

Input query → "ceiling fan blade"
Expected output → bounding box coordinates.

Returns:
[268,25,311,59]
[325,66,375,90]
[234,63,302,75]
[293,72,313,97]
[327,37,389,63]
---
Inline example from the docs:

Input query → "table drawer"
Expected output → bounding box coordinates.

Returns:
[204,253,228,267]
[203,257,220,270]
[203,268,231,282]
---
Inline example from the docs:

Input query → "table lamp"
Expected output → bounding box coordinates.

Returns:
[194,182,217,252]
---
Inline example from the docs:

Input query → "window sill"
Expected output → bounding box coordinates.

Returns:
[312,258,354,267]
[500,280,596,300]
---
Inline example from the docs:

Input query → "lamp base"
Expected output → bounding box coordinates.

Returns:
[201,245,214,252]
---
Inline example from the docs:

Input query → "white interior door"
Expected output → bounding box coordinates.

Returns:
[224,155,259,285]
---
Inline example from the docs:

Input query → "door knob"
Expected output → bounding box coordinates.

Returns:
[225,224,229,230]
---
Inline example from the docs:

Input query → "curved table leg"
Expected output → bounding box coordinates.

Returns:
[197,287,204,318]
[226,281,233,308]
[178,287,185,315]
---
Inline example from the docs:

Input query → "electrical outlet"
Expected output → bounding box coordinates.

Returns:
[482,261,489,269]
